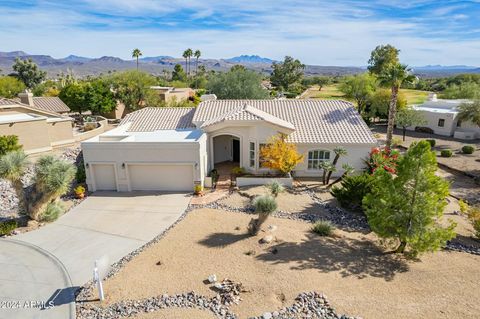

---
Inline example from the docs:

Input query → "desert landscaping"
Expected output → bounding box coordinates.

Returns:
[76,186,480,319]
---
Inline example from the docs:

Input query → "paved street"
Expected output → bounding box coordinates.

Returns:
[1,191,191,319]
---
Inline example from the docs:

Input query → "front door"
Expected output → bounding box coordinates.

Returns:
[232,139,240,163]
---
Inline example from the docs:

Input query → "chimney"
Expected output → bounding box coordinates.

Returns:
[18,90,34,106]
[428,93,438,102]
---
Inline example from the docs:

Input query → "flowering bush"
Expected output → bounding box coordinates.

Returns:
[366,147,400,174]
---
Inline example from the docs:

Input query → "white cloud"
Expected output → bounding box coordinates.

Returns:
[0,1,479,66]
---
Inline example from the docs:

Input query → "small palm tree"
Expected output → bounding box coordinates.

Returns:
[457,100,480,127]
[28,156,76,221]
[377,63,417,149]
[327,164,355,189]
[132,48,142,71]
[248,195,277,235]
[326,147,347,184]
[320,161,336,185]
[0,151,29,213]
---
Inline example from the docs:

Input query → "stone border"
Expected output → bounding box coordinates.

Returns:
[76,187,479,317]
[77,290,356,319]
[5,238,76,319]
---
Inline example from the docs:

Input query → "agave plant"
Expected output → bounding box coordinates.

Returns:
[28,155,76,221]
[0,150,29,213]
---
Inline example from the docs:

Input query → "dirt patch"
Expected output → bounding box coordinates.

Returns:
[218,192,251,209]
[101,208,480,319]
[131,308,215,319]
[236,185,325,215]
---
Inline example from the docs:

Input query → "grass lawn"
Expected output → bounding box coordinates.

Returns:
[303,84,431,106]
[93,189,480,319]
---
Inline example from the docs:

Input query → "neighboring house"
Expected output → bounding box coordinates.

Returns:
[0,98,74,154]
[150,86,194,103]
[105,87,194,120]
[16,91,71,114]
[82,99,376,192]
[409,94,479,139]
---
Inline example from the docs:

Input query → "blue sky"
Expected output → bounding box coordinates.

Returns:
[1,0,479,66]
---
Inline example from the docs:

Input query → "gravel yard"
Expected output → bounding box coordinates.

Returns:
[0,146,82,221]
[79,207,480,319]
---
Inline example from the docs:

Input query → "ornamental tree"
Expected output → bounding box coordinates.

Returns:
[365,147,399,174]
[259,134,304,176]
[12,58,46,89]
[363,141,456,255]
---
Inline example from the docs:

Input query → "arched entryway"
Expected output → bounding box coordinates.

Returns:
[211,134,242,173]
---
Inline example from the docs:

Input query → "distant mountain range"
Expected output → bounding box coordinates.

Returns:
[0,51,478,78]
[225,55,276,64]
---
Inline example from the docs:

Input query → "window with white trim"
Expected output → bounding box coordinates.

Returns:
[307,150,330,169]
[249,142,255,167]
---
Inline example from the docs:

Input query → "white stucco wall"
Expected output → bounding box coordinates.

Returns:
[406,110,456,136]
[206,123,374,177]
[82,135,207,191]
[294,144,373,177]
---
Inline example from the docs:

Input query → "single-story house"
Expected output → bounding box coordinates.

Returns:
[82,99,376,192]
[16,91,71,114]
[409,94,479,139]
[0,98,74,154]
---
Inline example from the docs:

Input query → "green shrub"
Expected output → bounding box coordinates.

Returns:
[0,135,22,156]
[0,220,17,236]
[40,202,65,222]
[311,220,335,236]
[462,145,475,154]
[331,173,374,210]
[268,180,284,198]
[440,149,453,157]
[209,169,219,183]
[76,161,86,183]
[253,195,277,215]
[425,139,436,148]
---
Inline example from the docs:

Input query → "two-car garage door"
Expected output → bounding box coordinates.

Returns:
[128,164,194,191]
[91,163,194,191]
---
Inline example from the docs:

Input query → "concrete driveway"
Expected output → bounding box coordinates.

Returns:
[17,191,191,285]
[2,191,190,318]
[0,239,74,319]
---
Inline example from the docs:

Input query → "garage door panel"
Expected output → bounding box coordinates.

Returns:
[93,164,117,191]
[128,164,193,191]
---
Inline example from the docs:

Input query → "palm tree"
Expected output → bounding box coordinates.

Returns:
[193,49,202,88]
[0,151,29,214]
[457,100,480,127]
[28,156,76,221]
[377,63,417,148]
[182,48,193,77]
[132,48,142,71]
[326,146,347,184]
[194,49,201,76]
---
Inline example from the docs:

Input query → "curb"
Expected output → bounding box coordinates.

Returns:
[2,238,76,319]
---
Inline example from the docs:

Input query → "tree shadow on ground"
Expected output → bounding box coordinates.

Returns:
[256,233,409,281]
[198,232,250,248]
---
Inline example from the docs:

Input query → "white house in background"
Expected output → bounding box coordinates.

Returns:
[409,94,479,139]
[81,99,377,192]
